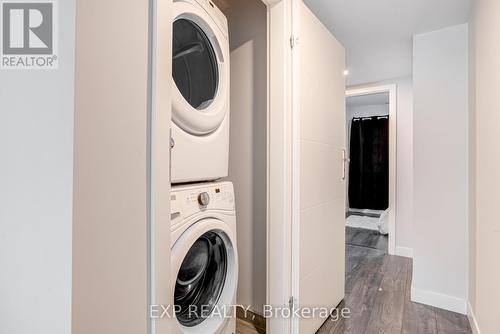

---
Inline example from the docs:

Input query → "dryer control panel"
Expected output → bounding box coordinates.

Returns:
[170,182,235,222]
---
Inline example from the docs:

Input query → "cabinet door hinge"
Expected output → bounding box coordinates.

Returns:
[289,296,297,310]
[290,35,299,49]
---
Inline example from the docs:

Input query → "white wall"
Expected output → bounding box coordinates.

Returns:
[214,0,268,314]
[348,77,414,257]
[412,24,469,314]
[0,1,75,333]
[467,6,477,331]
[469,0,500,332]
[394,78,414,257]
[72,0,151,332]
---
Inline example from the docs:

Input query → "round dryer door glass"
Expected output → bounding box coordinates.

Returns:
[174,231,227,327]
[172,19,219,110]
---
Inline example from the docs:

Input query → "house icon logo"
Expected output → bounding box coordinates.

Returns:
[1,0,58,69]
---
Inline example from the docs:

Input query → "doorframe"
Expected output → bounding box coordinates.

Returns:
[264,0,296,333]
[149,0,172,333]
[345,84,397,255]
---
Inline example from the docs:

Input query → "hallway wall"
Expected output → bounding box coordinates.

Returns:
[0,1,75,333]
[469,0,500,332]
[412,24,469,314]
[72,0,151,333]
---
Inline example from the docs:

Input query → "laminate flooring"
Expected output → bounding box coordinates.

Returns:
[317,227,472,334]
[236,318,265,334]
[236,227,472,333]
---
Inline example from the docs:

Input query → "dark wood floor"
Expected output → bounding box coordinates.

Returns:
[345,226,388,252]
[317,227,472,334]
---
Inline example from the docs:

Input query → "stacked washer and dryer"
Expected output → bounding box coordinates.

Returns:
[170,0,237,333]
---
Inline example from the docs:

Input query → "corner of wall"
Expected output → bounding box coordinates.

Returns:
[467,301,481,334]
[395,246,413,258]
[467,1,477,318]
[412,23,469,315]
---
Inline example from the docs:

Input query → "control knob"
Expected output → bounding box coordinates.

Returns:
[198,192,210,207]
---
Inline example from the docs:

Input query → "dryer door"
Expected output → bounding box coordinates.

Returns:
[171,219,237,333]
[172,2,229,135]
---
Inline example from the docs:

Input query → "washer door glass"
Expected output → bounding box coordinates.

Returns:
[174,231,227,327]
[172,18,219,110]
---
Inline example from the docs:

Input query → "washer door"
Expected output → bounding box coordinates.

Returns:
[171,219,237,333]
[172,2,229,135]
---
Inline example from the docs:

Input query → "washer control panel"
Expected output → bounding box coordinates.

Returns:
[170,182,234,223]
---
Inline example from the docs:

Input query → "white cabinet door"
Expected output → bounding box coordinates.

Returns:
[293,2,346,333]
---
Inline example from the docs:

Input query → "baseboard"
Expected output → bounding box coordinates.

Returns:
[467,301,481,334]
[395,246,413,258]
[411,285,467,314]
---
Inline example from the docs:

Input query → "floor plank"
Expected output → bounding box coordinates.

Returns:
[346,226,388,251]
[364,256,409,333]
[319,244,386,333]
[236,318,264,334]
[435,307,473,334]
[345,244,385,287]
[402,261,438,334]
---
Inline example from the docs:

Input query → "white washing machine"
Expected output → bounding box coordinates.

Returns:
[170,182,238,334]
[171,0,230,184]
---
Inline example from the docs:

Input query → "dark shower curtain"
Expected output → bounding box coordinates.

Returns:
[348,116,389,210]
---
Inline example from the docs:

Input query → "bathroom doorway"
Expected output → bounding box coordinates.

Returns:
[345,85,397,255]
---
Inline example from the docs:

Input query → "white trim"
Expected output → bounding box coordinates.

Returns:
[290,0,300,333]
[345,84,397,255]
[395,246,413,258]
[467,301,481,334]
[266,0,293,333]
[411,286,467,315]
[150,0,172,332]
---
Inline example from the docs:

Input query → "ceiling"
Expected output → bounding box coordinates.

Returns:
[347,92,389,107]
[303,0,472,86]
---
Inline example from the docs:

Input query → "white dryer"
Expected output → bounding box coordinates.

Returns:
[170,182,238,334]
[171,0,230,183]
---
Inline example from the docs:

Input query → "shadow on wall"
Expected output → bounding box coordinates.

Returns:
[213,0,268,314]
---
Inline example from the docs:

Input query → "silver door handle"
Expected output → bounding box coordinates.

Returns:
[342,149,347,180]
[169,130,173,182]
